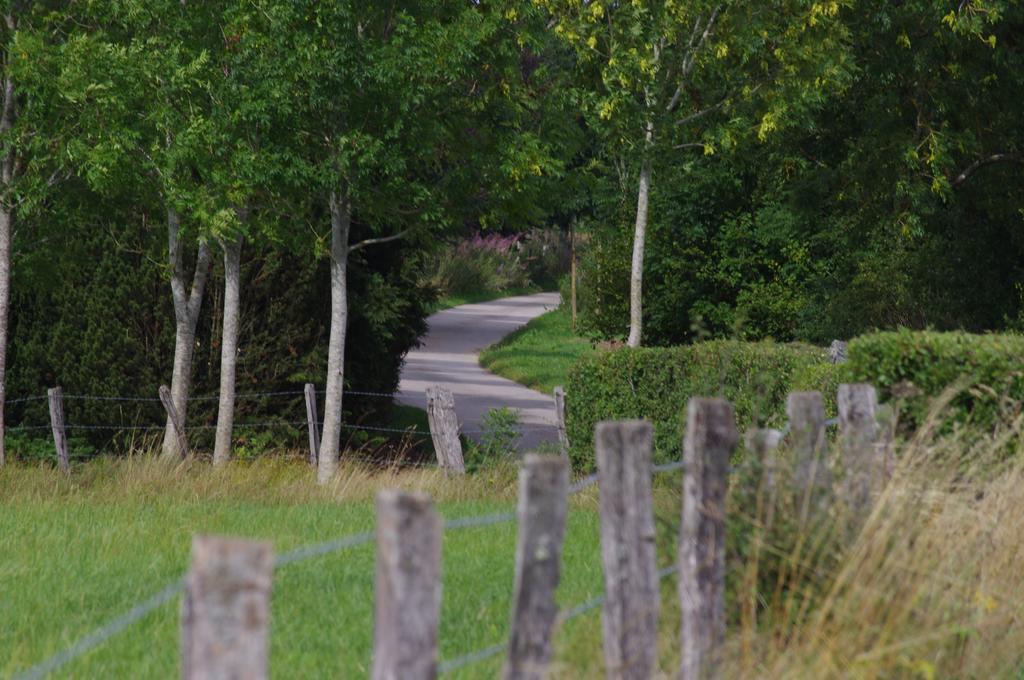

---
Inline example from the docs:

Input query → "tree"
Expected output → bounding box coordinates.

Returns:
[233,1,561,483]
[537,0,852,345]
[55,2,223,459]
[0,1,75,465]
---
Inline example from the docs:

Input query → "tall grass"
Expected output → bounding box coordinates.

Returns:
[735,410,1024,678]
[551,397,1024,677]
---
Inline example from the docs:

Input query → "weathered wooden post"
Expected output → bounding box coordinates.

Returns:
[159,384,189,460]
[838,383,879,509]
[829,339,848,364]
[503,455,569,680]
[373,490,442,680]
[595,420,658,680]
[552,386,569,456]
[304,383,320,466]
[47,386,69,473]
[181,535,273,680]
[426,385,465,474]
[787,391,830,502]
[679,399,738,680]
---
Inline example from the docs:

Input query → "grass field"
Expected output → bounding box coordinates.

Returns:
[479,307,594,393]
[5,400,1024,678]
[0,456,681,679]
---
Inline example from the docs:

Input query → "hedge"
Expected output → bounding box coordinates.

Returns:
[844,330,1024,431]
[564,340,839,471]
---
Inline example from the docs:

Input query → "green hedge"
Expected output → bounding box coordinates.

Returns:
[565,340,839,471]
[844,330,1024,430]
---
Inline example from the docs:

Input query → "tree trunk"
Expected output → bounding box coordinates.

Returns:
[0,205,10,467]
[627,119,654,348]
[213,233,243,466]
[0,34,15,466]
[626,154,652,348]
[317,190,350,484]
[160,206,212,460]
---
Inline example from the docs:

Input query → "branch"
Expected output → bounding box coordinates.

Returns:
[674,95,730,127]
[673,143,705,151]
[665,5,722,113]
[348,227,414,253]
[952,152,1023,187]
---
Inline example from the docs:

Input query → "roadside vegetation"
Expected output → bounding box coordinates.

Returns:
[478,306,594,394]
[422,229,569,313]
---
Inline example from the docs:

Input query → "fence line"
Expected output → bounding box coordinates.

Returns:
[12,436,670,679]
[11,382,887,679]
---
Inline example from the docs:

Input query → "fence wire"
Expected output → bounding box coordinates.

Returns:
[438,564,681,675]
[12,579,185,680]
[10,387,848,679]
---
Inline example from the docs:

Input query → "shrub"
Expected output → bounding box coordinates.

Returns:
[465,407,520,471]
[565,340,837,470]
[422,229,569,300]
[844,329,1024,431]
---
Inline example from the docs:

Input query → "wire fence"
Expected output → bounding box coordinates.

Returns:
[11,447,672,680]
[3,387,559,444]
[8,385,848,678]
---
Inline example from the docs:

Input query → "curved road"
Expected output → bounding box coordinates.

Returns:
[396,292,562,450]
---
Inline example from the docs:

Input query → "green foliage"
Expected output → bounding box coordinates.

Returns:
[844,330,1024,431]
[5,187,430,459]
[465,407,521,471]
[572,1,1024,344]
[565,341,837,470]
[422,229,569,301]
[479,307,595,394]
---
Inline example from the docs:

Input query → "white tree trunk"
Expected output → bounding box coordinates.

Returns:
[317,190,350,484]
[0,205,10,467]
[213,233,243,466]
[161,206,212,460]
[0,38,15,466]
[627,156,653,348]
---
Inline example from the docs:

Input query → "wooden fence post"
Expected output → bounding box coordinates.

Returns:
[553,386,569,456]
[679,399,738,680]
[426,385,465,474]
[503,455,569,680]
[304,383,320,466]
[838,383,878,509]
[595,420,658,680]
[829,339,848,364]
[181,535,273,680]
[47,386,69,473]
[373,490,442,680]
[159,384,189,460]
[787,392,830,502]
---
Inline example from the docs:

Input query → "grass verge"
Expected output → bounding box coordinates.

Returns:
[479,306,595,393]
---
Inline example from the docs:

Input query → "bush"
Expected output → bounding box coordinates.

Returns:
[465,407,520,471]
[844,329,1024,431]
[422,229,569,299]
[565,340,838,471]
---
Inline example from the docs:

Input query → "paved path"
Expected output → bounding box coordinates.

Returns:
[397,292,562,451]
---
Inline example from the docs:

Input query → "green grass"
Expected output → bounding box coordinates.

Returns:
[479,307,595,393]
[428,286,542,314]
[0,456,619,679]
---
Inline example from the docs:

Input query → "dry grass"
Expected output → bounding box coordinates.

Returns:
[726,403,1024,678]
[0,451,526,506]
